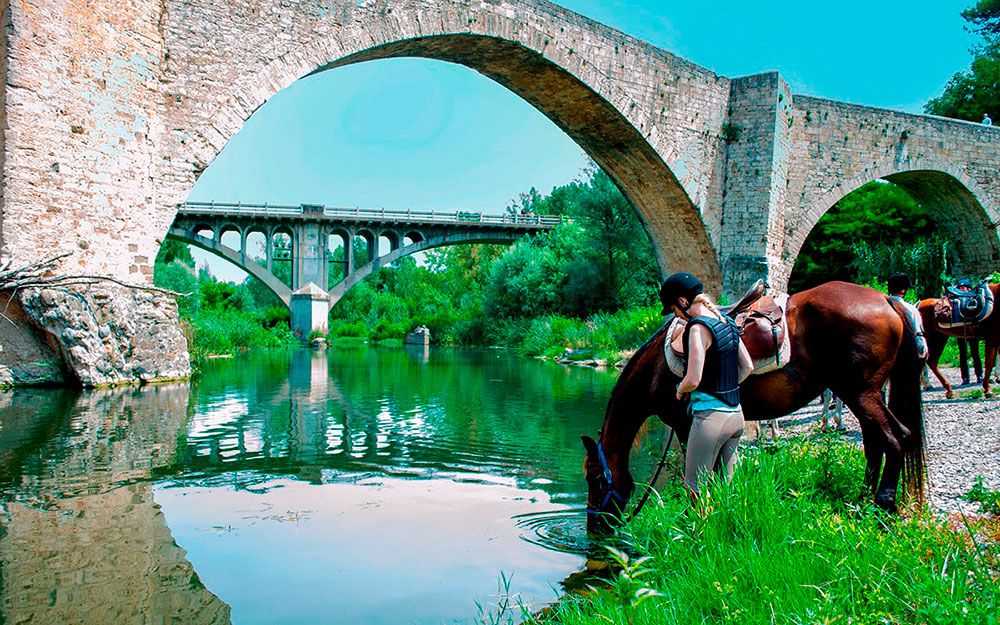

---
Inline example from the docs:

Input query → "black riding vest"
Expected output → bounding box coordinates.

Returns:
[683,315,741,407]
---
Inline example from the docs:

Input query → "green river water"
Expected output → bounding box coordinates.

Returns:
[0,346,670,624]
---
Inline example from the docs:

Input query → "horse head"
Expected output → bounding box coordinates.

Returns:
[581,434,634,533]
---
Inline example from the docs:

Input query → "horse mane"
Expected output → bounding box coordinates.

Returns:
[599,318,672,437]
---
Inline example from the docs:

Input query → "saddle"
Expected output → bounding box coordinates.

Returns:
[725,279,786,363]
[934,282,994,330]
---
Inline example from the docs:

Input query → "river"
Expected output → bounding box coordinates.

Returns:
[0,346,671,624]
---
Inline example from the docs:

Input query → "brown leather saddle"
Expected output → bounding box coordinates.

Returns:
[723,279,786,362]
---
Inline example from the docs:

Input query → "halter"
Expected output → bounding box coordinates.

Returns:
[587,431,675,522]
[586,440,630,517]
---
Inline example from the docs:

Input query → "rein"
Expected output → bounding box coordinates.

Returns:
[587,429,675,523]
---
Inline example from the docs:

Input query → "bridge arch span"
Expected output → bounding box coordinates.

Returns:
[167,229,294,306]
[162,3,728,289]
[786,158,1000,281]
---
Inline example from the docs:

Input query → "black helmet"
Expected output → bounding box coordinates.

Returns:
[887,272,912,294]
[956,278,973,289]
[659,272,703,314]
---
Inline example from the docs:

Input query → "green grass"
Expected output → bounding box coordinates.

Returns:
[529,437,999,625]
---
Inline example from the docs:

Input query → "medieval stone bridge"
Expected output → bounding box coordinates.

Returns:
[171,201,561,334]
[1,0,999,384]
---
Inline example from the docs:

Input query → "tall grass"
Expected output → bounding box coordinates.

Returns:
[534,437,999,624]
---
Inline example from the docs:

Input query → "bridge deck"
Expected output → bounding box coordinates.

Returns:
[178,201,563,228]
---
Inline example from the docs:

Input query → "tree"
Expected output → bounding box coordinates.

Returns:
[789,181,937,293]
[925,1,1000,122]
[962,0,1000,40]
[155,238,195,267]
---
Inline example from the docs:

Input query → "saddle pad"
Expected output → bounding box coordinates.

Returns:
[662,294,790,379]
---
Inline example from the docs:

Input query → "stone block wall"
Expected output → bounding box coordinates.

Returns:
[1,0,998,386]
[785,96,1000,282]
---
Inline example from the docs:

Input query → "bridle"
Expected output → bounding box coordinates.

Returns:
[586,430,675,522]
[586,439,630,518]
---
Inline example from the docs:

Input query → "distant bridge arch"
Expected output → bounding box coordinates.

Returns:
[170,202,562,334]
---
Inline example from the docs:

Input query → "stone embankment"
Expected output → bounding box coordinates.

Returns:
[2,285,190,387]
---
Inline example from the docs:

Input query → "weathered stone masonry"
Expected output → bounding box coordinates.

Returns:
[0,0,997,384]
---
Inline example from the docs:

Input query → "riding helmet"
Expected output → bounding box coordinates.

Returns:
[659,272,703,314]
[955,278,973,289]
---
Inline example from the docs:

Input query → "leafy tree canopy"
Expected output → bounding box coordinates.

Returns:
[925,0,1000,122]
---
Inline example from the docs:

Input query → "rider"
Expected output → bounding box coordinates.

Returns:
[886,272,929,359]
[659,272,754,504]
[954,278,983,386]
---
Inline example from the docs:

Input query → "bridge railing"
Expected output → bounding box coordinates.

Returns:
[178,202,563,227]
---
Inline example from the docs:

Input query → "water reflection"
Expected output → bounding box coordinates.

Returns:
[0,347,667,624]
[0,384,230,624]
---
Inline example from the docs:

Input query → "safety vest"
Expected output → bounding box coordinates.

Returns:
[683,315,741,407]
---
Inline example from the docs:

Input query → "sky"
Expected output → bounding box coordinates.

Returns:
[187,0,980,281]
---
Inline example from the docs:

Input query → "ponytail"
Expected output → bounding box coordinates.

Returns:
[692,293,723,319]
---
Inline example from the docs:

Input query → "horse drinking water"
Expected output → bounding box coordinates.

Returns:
[583,281,926,532]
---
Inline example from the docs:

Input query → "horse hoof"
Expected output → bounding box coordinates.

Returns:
[985,392,994,399]
[874,492,898,514]
[945,391,954,399]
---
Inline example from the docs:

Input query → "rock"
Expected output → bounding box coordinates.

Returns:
[17,284,191,387]
[404,325,431,345]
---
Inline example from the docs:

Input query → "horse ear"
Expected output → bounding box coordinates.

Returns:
[581,435,598,456]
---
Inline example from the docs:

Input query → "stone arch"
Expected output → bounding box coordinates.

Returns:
[355,229,377,263]
[162,9,723,288]
[786,159,1000,281]
[381,230,401,252]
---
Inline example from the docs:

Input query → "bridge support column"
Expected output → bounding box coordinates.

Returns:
[290,283,330,339]
[719,71,795,300]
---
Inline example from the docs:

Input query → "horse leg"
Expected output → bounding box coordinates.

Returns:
[843,391,907,511]
[983,341,998,399]
[820,389,832,431]
[768,418,780,440]
[925,332,953,399]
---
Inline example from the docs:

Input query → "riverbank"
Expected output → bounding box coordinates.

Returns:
[527,435,999,625]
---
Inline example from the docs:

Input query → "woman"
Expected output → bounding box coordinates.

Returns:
[659,272,754,502]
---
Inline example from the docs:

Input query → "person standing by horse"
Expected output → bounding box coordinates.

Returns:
[954,278,984,386]
[887,272,929,359]
[659,272,754,504]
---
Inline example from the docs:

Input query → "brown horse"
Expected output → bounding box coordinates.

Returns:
[918,283,1000,399]
[583,281,926,532]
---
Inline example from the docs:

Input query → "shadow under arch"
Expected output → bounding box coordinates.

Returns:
[176,32,721,288]
[787,164,1000,282]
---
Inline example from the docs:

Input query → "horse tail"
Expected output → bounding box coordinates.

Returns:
[887,297,927,505]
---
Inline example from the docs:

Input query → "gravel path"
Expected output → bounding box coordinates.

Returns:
[765,366,1000,514]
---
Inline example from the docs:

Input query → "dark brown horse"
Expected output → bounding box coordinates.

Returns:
[583,281,926,532]
[918,283,1000,399]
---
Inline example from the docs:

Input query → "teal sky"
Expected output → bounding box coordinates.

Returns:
[188,0,979,279]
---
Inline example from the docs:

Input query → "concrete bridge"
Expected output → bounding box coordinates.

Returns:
[1,0,999,384]
[170,201,561,335]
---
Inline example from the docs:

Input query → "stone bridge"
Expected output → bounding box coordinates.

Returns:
[171,201,561,334]
[1,0,998,384]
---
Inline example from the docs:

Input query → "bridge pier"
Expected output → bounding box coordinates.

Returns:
[290,283,330,339]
